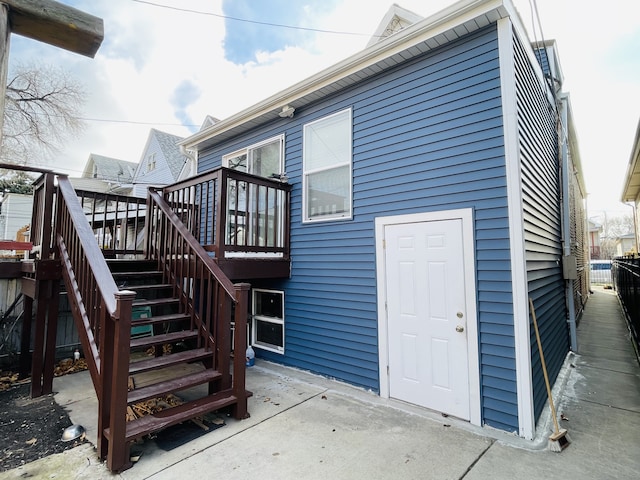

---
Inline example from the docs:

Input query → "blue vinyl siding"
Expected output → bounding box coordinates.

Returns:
[533,47,550,76]
[514,30,569,421]
[199,25,520,430]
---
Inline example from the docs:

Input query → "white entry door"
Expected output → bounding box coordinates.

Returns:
[384,218,471,420]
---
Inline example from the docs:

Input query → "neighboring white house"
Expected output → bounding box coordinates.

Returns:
[616,233,636,256]
[131,129,192,197]
[75,153,138,196]
[588,219,603,259]
[0,192,32,243]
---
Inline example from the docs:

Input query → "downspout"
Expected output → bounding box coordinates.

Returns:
[624,202,638,254]
[179,144,197,178]
[559,93,578,352]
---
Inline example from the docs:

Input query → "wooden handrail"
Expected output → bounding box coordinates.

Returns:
[57,178,121,314]
[56,175,135,469]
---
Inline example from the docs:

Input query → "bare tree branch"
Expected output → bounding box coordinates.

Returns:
[1,62,86,166]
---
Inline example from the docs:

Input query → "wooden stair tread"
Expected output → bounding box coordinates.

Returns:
[127,368,222,405]
[129,348,213,375]
[106,390,243,442]
[133,297,179,307]
[125,284,173,291]
[130,330,198,349]
[112,271,162,278]
[130,312,190,327]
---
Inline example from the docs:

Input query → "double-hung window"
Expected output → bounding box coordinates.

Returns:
[303,109,352,222]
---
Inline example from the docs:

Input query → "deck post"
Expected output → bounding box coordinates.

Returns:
[18,295,33,379]
[29,276,47,397]
[97,301,111,461]
[105,290,135,472]
[41,277,60,394]
[232,283,250,419]
[215,170,227,259]
[216,283,232,391]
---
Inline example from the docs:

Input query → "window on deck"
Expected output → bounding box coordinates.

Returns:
[223,135,284,178]
[222,135,286,252]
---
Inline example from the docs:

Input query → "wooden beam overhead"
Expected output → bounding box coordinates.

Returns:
[5,0,104,58]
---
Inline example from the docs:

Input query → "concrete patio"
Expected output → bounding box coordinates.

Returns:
[1,285,638,479]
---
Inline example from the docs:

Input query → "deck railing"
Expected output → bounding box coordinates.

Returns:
[28,171,56,260]
[0,164,61,394]
[74,189,147,258]
[612,256,640,356]
[154,166,291,260]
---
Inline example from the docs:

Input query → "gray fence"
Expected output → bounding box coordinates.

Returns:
[590,260,612,284]
[1,279,80,368]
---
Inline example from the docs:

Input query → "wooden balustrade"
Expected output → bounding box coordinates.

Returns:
[74,189,147,258]
[156,166,292,280]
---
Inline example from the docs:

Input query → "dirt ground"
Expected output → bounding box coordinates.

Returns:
[0,372,87,472]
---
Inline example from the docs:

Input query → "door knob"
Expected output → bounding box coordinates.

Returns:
[456,325,464,333]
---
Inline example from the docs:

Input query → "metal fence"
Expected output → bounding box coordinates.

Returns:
[612,256,640,355]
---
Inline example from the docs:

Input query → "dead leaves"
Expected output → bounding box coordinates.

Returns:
[125,394,183,422]
[0,372,20,392]
[1,356,88,392]
[54,358,88,377]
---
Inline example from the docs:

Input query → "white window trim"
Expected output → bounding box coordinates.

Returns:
[222,134,285,176]
[302,108,353,223]
[146,153,156,173]
[251,288,285,354]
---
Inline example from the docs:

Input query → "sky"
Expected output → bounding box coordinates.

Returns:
[6,0,640,220]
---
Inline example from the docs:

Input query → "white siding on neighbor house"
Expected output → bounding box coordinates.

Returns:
[0,194,33,241]
[133,137,177,190]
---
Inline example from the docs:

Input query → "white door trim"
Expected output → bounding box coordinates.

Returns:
[375,208,480,427]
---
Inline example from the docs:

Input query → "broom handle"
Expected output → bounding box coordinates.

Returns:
[529,297,561,434]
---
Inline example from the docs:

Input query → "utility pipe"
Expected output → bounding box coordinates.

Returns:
[559,93,578,352]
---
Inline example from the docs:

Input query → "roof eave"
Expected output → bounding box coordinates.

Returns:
[621,118,640,203]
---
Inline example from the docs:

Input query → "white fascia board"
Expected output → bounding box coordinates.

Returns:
[561,93,586,195]
[181,0,512,151]
[621,118,640,202]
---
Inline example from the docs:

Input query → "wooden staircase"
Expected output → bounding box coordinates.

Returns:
[24,169,280,473]
[101,259,251,457]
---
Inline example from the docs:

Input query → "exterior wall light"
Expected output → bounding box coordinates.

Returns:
[278,105,295,118]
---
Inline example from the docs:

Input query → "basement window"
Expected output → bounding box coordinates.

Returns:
[251,288,284,354]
